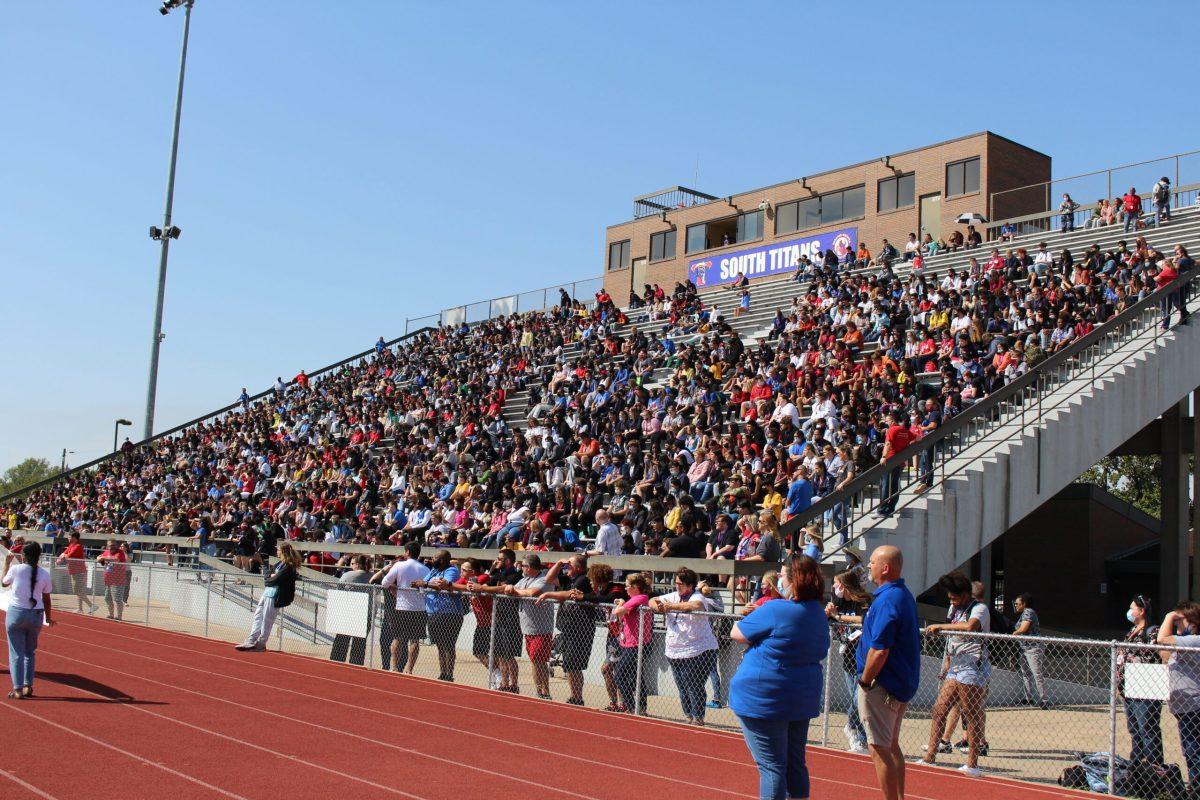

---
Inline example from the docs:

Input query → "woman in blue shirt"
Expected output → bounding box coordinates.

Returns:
[730,555,830,800]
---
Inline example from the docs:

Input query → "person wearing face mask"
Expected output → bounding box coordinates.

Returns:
[1117,595,1163,767]
[916,571,990,778]
[1157,601,1200,787]
[650,567,720,726]
[826,569,872,754]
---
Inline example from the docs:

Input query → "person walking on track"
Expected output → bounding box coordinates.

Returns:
[3,541,56,698]
[236,542,300,651]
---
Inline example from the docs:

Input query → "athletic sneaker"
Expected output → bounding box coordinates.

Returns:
[957,764,982,778]
[848,740,868,755]
[923,740,953,754]
[955,740,988,756]
[706,700,725,709]
[488,669,502,689]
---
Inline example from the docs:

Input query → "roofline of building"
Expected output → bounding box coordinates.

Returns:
[608,130,1050,232]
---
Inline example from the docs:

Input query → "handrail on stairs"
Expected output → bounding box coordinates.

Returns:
[779,268,1200,557]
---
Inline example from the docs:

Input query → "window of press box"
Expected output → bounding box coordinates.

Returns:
[608,239,630,271]
[685,211,763,254]
[775,186,864,235]
[946,157,980,198]
[650,228,676,262]
[877,172,915,213]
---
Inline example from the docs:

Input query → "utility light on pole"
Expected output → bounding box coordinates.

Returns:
[113,419,133,453]
[60,449,75,473]
[143,0,196,440]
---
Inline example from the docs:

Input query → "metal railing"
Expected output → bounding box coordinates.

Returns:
[403,277,606,335]
[30,554,1200,791]
[988,147,1200,224]
[780,267,1200,556]
[985,182,1200,242]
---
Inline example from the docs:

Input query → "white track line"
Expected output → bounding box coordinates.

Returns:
[50,620,928,800]
[0,700,249,800]
[35,644,601,800]
[0,769,63,800]
[1,658,430,800]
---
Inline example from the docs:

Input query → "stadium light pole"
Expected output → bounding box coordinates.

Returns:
[113,418,133,453]
[143,0,195,440]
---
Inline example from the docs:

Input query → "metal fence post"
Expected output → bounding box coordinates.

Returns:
[821,637,834,746]
[486,597,496,690]
[1108,644,1118,793]
[366,588,376,671]
[277,607,284,651]
[145,565,152,625]
[634,608,646,715]
[203,580,210,638]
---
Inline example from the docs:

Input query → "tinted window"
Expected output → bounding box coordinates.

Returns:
[686,223,707,254]
[878,173,915,213]
[738,211,763,242]
[650,229,676,262]
[843,186,865,219]
[776,201,799,235]
[947,158,980,198]
[608,240,630,271]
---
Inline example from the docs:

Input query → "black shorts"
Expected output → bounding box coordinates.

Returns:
[493,621,522,659]
[560,627,597,673]
[473,625,492,658]
[393,610,427,643]
[428,614,464,649]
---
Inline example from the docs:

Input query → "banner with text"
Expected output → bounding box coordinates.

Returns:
[687,226,857,288]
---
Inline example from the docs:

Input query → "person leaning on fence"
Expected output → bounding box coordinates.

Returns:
[1012,593,1049,709]
[506,553,554,699]
[650,567,720,726]
[729,555,828,800]
[1156,601,1200,790]
[450,559,495,683]
[411,549,464,683]
[1118,594,1164,767]
[96,539,127,621]
[916,571,990,778]
[4,541,56,699]
[236,542,300,652]
[537,554,595,706]
[377,541,430,672]
[56,531,96,614]
[328,555,370,666]
[611,572,653,715]
[468,548,524,693]
[826,568,872,755]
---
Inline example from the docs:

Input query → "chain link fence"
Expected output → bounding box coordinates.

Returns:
[30,557,1200,795]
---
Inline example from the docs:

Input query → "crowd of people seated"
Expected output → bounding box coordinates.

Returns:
[2,223,1195,576]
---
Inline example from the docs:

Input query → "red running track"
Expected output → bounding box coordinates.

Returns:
[0,613,1101,800]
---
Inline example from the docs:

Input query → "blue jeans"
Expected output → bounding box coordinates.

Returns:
[1177,710,1200,784]
[1125,697,1163,764]
[669,650,716,722]
[6,606,44,690]
[843,671,866,742]
[614,645,646,713]
[709,658,723,704]
[738,716,811,800]
[877,467,901,515]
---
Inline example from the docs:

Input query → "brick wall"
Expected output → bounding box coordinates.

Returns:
[603,131,1052,298]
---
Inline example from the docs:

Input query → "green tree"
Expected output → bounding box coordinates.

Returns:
[0,458,59,498]
[1078,455,1162,518]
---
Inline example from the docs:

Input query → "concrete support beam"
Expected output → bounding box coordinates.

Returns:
[1114,417,1196,456]
[1161,400,1190,610]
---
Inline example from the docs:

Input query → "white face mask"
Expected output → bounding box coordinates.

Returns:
[833,584,845,599]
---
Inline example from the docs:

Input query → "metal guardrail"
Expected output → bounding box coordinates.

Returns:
[780,266,1200,556]
[986,182,1200,242]
[403,277,605,335]
[988,147,1200,223]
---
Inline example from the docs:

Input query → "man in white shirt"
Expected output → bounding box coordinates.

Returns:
[589,510,623,556]
[380,542,431,674]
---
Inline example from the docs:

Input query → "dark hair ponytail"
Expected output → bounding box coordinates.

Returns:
[22,542,42,608]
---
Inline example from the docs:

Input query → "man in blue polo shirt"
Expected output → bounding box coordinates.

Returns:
[856,545,920,800]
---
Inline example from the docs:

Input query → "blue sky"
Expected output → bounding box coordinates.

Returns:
[2,1,1196,472]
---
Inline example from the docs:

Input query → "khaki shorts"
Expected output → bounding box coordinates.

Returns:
[858,683,908,748]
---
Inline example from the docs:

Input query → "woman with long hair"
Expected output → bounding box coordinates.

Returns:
[237,542,301,651]
[3,541,55,698]
[730,556,829,799]
[826,569,873,753]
